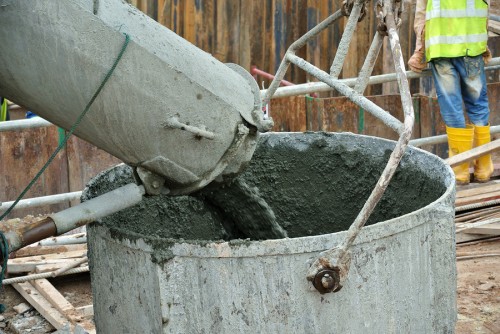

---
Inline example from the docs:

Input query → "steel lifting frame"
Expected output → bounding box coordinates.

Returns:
[263,0,415,294]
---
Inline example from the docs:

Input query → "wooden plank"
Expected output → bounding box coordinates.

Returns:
[239,0,252,71]
[156,0,170,28]
[76,305,94,319]
[270,96,307,132]
[468,222,500,235]
[362,95,402,140]
[14,244,87,258]
[32,279,95,333]
[318,0,330,81]
[171,0,183,35]
[456,191,500,207]
[183,0,196,44]
[456,182,500,199]
[214,0,228,62]
[446,139,500,167]
[305,96,323,131]
[35,260,87,274]
[489,20,500,35]
[76,305,94,318]
[250,0,266,76]
[200,0,215,53]
[291,0,308,85]
[456,232,495,243]
[321,97,359,133]
[32,279,75,316]
[306,0,320,83]
[226,0,241,64]
[273,0,287,79]
[8,258,83,275]
[266,0,277,77]
[8,250,87,264]
[12,281,69,330]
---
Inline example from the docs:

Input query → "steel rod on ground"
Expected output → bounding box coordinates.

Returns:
[2,266,89,285]
[354,32,384,94]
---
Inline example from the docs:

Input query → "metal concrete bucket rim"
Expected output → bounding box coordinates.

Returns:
[91,132,456,259]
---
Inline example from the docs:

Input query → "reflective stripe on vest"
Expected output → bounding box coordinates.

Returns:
[0,99,7,122]
[425,0,488,61]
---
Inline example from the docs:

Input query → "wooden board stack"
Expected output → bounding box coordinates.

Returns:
[455,180,500,243]
[5,241,95,333]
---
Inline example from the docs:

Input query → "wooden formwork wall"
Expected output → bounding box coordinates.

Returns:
[128,0,500,95]
[270,82,500,156]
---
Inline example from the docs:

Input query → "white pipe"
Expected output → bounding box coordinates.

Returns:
[410,125,500,147]
[50,183,145,235]
[0,191,82,213]
[262,57,500,98]
[0,117,52,131]
[38,233,87,246]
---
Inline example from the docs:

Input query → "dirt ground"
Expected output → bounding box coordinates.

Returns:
[455,239,500,334]
[1,240,498,333]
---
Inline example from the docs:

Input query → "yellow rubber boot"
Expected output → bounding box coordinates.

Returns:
[474,124,494,182]
[447,125,474,185]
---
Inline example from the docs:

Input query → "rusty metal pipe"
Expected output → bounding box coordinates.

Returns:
[0,183,145,267]
[250,66,295,87]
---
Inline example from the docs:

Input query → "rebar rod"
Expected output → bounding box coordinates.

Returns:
[287,53,404,134]
[2,266,89,285]
[354,32,384,94]
[330,1,364,77]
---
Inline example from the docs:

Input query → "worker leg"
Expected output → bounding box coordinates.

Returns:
[430,59,467,128]
[452,56,493,182]
[431,58,474,184]
[472,124,494,182]
[446,125,474,185]
[455,55,490,126]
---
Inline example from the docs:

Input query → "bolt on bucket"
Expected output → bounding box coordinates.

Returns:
[83,132,457,333]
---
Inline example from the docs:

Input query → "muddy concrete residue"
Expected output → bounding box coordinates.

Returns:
[83,132,447,244]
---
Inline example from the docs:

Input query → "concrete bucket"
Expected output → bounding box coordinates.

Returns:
[83,132,457,333]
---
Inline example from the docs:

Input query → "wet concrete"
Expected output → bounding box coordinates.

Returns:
[83,132,447,242]
[198,178,288,240]
[85,132,457,333]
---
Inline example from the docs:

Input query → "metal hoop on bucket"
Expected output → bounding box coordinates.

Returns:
[262,0,414,294]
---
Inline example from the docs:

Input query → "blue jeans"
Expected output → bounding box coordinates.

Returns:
[430,56,490,128]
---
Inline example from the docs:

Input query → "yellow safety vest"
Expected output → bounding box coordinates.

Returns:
[425,0,488,61]
[0,98,7,122]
